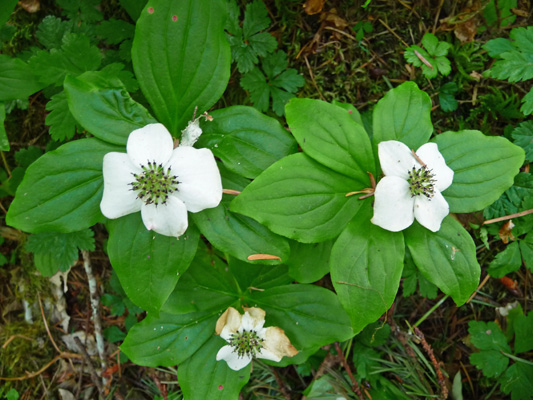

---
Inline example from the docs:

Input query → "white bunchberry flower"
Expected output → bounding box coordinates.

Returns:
[215,307,298,371]
[100,123,222,237]
[371,140,454,232]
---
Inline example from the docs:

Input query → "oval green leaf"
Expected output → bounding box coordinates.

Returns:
[196,106,297,179]
[65,72,156,145]
[435,130,525,213]
[286,98,375,179]
[404,216,480,306]
[132,0,231,135]
[230,153,366,243]
[331,201,404,334]
[373,81,433,151]
[107,213,200,313]
[6,139,120,233]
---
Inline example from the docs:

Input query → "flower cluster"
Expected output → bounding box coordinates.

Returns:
[215,307,298,371]
[100,123,222,237]
[371,140,454,232]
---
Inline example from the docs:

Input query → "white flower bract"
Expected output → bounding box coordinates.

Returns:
[100,123,222,237]
[215,307,298,371]
[371,140,454,232]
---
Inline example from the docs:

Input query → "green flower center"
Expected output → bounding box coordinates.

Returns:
[229,329,264,359]
[130,161,179,206]
[407,166,436,199]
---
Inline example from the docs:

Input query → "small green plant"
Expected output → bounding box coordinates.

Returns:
[469,305,533,399]
[352,20,373,41]
[240,50,304,116]
[405,33,451,79]
[484,26,533,116]
[438,82,459,112]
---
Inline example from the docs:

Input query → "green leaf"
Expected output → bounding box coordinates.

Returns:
[373,81,433,151]
[331,202,404,333]
[487,27,533,83]
[332,100,364,126]
[469,320,511,377]
[488,241,522,278]
[6,139,120,233]
[352,342,381,379]
[119,0,146,21]
[25,229,95,276]
[483,38,515,57]
[519,232,533,273]
[405,217,480,306]
[483,0,517,28]
[513,311,533,353]
[121,311,218,366]
[521,88,533,116]
[57,0,102,22]
[0,0,17,27]
[357,321,391,348]
[45,91,77,141]
[438,82,459,112]
[286,98,375,179]
[435,130,525,213]
[65,72,156,145]
[402,250,438,299]
[470,350,509,378]
[0,103,7,151]
[131,0,231,135]
[192,166,290,264]
[499,363,533,400]
[286,239,333,283]
[241,51,304,116]
[230,153,364,243]
[29,33,102,87]
[178,335,251,400]
[36,16,73,49]
[103,326,127,343]
[107,213,199,313]
[0,55,45,101]
[196,106,297,179]
[96,18,135,45]
[404,37,451,79]
[512,120,533,163]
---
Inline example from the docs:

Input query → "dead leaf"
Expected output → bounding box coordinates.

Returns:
[304,0,326,15]
[498,220,515,244]
[454,17,478,42]
[18,0,40,13]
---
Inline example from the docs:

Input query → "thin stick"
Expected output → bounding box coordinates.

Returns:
[414,50,433,69]
[38,294,62,354]
[334,342,364,400]
[414,327,448,399]
[482,208,533,225]
[378,19,409,47]
[247,254,281,261]
[271,367,291,400]
[413,295,449,327]
[466,274,491,304]
[304,56,326,101]
[81,250,108,388]
[222,189,241,195]
[74,336,104,396]
[2,334,33,349]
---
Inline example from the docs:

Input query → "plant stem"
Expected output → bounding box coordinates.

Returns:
[501,352,533,366]
[413,295,449,328]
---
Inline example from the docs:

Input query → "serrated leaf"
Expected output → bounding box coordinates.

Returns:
[514,311,533,353]
[118,0,145,21]
[230,153,364,243]
[483,38,515,57]
[45,91,77,141]
[241,67,270,112]
[470,350,509,378]
[469,320,511,351]
[196,106,297,179]
[29,33,102,87]
[484,173,533,222]
[483,0,517,28]
[331,201,404,333]
[405,217,480,306]
[0,55,45,101]
[521,88,533,116]
[286,98,375,180]
[352,343,380,379]
[499,363,533,400]
[488,241,522,278]
[96,18,134,45]
[36,16,73,49]
[65,71,156,145]
[247,31,277,58]
[243,0,271,38]
[57,0,103,23]
[519,232,533,273]
[25,229,95,276]
[107,213,199,313]
[6,139,120,233]
[435,130,525,213]
[488,27,533,83]
[273,68,305,93]
[132,0,231,135]
[512,121,533,163]
[373,81,433,151]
